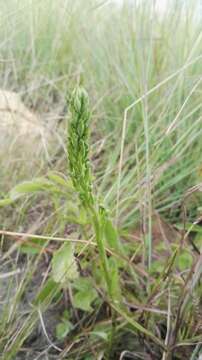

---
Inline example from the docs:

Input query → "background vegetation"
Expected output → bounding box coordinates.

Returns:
[0,1,202,359]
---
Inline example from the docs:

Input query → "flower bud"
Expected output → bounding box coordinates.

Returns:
[70,86,89,114]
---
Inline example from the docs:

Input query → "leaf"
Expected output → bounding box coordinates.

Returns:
[0,198,13,207]
[20,238,46,255]
[10,179,55,200]
[72,277,97,312]
[90,323,109,342]
[90,331,108,341]
[47,172,73,190]
[104,219,122,253]
[52,243,79,287]
[34,279,61,305]
[177,251,193,271]
[76,206,88,225]
[103,218,124,269]
[73,277,93,292]
[56,320,73,340]
[108,258,122,302]
[73,288,97,312]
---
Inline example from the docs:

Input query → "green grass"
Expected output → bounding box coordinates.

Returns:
[0,0,202,359]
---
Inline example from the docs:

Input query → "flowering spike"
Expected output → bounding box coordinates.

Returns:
[67,86,94,207]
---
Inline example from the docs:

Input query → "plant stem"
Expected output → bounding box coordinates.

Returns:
[88,206,112,298]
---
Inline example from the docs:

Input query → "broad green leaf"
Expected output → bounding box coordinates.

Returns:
[73,288,97,312]
[73,277,93,292]
[72,277,97,312]
[56,320,73,340]
[10,179,56,200]
[52,243,78,287]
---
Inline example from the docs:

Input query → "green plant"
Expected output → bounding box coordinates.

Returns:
[1,1,202,358]
[68,86,117,299]
[0,87,166,358]
[67,86,166,352]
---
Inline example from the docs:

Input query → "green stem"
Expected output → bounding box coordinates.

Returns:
[89,206,112,298]
[107,308,117,359]
[88,206,117,359]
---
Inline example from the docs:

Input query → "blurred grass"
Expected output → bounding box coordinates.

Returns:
[0,0,202,359]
